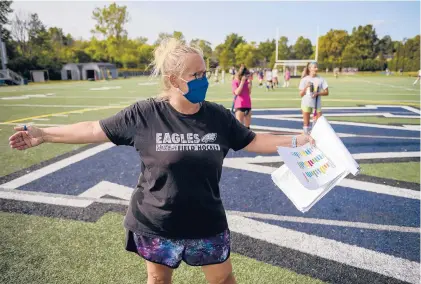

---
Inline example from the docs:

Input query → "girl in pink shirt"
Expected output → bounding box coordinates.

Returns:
[232,65,252,128]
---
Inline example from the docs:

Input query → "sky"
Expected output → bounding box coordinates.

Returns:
[8,1,421,48]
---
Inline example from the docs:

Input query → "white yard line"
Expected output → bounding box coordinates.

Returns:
[253,115,419,131]
[255,112,419,119]
[0,143,115,189]
[223,157,420,200]
[0,185,418,283]
[227,215,420,284]
[0,104,115,108]
[250,125,420,139]
[0,122,66,127]
[228,210,419,233]
[346,77,420,92]
[31,118,50,121]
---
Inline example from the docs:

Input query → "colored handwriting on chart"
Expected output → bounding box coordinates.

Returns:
[297,154,324,169]
[304,161,336,178]
[291,147,315,158]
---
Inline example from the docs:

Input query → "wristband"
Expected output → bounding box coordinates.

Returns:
[292,136,297,148]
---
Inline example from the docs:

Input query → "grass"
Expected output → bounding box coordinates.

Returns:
[0,212,324,284]
[329,116,420,125]
[0,128,87,177]
[361,162,420,184]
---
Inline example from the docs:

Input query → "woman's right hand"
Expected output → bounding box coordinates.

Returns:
[9,125,45,150]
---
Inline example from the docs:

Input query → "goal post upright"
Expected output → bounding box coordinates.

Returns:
[275,27,279,62]
[315,25,319,62]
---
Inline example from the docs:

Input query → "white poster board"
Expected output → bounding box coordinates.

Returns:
[271,116,360,213]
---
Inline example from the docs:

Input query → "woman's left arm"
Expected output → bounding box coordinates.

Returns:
[245,133,313,154]
[315,87,329,97]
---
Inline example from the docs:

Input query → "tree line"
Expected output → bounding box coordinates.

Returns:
[0,1,419,80]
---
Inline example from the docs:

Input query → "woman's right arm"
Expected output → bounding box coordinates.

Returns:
[233,78,246,95]
[299,80,311,97]
[9,121,109,151]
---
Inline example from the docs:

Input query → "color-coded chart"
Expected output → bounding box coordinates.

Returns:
[304,161,336,178]
[290,145,338,181]
[297,154,324,169]
[291,147,315,158]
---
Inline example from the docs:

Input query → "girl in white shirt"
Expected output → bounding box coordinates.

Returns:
[298,62,329,134]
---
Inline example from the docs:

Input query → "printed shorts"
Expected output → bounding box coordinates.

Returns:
[302,106,322,113]
[133,229,231,268]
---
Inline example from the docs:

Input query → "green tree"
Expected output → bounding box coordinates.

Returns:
[91,3,129,40]
[190,38,212,60]
[318,29,349,68]
[216,33,245,67]
[90,3,130,64]
[277,36,291,60]
[377,35,393,57]
[342,25,378,63]
[172,31,185,43]
[138,44,154,70]
[155,31,185,45]
[0,0,13,40]
[154,32,172,45]
[10,11,30,55]
[234,42,257,68]
[28,13,49,52]
[258,39,275,66]
[292,36,313,59]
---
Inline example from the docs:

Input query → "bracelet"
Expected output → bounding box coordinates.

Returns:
[292,136,297,148]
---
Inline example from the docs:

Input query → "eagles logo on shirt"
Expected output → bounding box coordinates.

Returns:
[201,133,217,143]
[155,132,220,152]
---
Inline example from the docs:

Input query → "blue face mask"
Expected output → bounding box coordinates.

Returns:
[179,77,209,104]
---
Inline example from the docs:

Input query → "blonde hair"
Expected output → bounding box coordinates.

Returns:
[150,37,203,92]
[301,63,310,78]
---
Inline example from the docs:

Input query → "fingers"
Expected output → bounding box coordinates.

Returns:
[9,131,24,142]
[9,131,32,150]
[14,126,26,132]
[21,131,34,148]
[10,140,27,148]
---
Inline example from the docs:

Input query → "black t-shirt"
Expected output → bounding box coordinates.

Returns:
[99,98,256,239]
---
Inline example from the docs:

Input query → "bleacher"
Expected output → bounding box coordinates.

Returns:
[0,69,25,85]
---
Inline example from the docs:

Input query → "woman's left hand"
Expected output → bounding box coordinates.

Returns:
[297,133,315,147]
[312,92,319,98]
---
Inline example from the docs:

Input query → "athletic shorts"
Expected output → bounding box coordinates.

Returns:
[302,106,321,113]
[131,229,231,269]
[235,108,251,115]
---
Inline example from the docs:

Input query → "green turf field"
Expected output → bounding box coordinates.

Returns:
[361,162,420,183]
[0,74,419,177]
[329,116,420,125]
[0,74,419,283]
[0,212,324,284]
